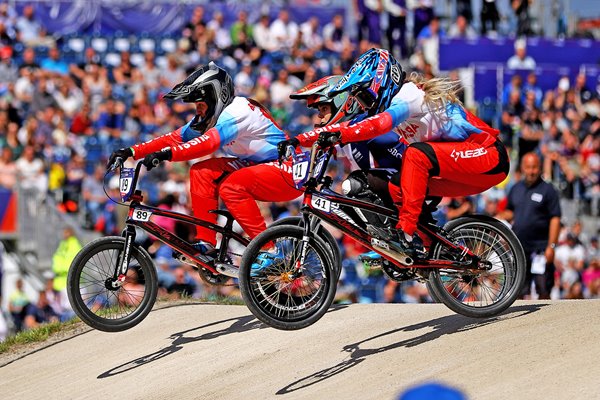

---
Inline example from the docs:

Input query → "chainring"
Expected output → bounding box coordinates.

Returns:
[197,251,239,286]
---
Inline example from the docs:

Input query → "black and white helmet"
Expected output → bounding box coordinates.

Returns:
[164,61,234,132]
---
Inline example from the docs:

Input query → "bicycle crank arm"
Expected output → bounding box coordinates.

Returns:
[215,263,239,278]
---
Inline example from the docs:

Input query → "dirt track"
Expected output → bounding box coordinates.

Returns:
[1,300,600,400]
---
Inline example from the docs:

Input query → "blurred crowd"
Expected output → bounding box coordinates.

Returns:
[0,1,599,337]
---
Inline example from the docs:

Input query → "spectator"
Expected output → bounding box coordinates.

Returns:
[522,72,543,108]
[512,0,534,37]
[8,278,30,332]
[416,16,445,74]
[412,0,435,41]
[299,16,323,52]
[23,291,60,329]
[51,226,82,294]
[354,0,382,46]
[446,196,474,220]
[40,46,69,76]
[207,11,231,51]
[447,14,478,39]
[383,0,408,59]
[269,9,298,52]
[498,152,561,299]
[15,144,47,193]
[481,0,501,36]
[555,232,586,296]
[253,14,273,52]
[167,265,196,299]
[322,14,350,54]
[0,45,17,86]
[0,146,17,188]
[230,10,253,47]
[15,4,49,47]
[270,68,294,109]
[507,38,536,70]
[81,165,107,227]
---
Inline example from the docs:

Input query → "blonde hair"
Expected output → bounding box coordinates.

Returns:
[407,72,464,112]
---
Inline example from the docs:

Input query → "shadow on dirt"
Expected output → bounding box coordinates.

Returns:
[97,303,350,378]
[277,303,548,394]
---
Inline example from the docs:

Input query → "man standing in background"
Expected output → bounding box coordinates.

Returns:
[498,152,561,299]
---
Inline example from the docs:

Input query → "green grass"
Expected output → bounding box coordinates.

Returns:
[0,318,80,354]
[0,296,244,354]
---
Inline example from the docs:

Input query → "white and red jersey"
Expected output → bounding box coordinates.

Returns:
[131,97,286,163]
[296,82,499,148]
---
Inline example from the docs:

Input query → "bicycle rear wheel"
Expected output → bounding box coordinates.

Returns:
[239,225,337,330]
[67,236,158,332]
[428,216,526,318]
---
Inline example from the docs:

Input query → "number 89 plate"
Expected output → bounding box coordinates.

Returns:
[131,209,152,222]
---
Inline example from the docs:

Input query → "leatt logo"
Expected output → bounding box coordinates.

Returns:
[450,147,488,161]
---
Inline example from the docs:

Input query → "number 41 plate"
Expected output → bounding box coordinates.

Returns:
[311,196,331,212]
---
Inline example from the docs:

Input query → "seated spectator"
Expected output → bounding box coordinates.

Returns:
[299,16,323,52]
[8,278,30,332]
[507,38,536,70]
[23,291,60,329]
[15,144,47,193]
[253,14,273,52]
[230,10,253,47]
[322,14,348,54]
[447,14,478,39]
[167,266,196,299]
[522,72,543,108]
[15,4,53,47]
[40,46,69,76]
[269,9,298,52]
[207,10,231,51]
[0,146,16,188]
[81,165,107,227]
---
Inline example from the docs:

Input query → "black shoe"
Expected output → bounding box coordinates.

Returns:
[388,229,427,260]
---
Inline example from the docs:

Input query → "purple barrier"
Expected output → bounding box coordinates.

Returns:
[16,1,345,35]
[440,38,600,71]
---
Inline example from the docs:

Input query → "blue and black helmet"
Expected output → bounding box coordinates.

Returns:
[328,48,405,116]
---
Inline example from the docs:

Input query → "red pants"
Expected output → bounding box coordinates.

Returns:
[189,157,302,245]
[392,135,509,235]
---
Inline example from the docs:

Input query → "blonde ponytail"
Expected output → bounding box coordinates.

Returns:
[407,72,464,112]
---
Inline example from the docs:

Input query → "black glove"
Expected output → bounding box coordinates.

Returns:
[107,147,133,170]
[277,137,300,159]
[317,131,341,147]
[142,148,172,171]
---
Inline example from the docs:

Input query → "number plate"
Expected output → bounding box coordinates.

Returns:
[311,196,331,212]
[132,209,152,221]
[291,151,311,189]
[120,167,135,201]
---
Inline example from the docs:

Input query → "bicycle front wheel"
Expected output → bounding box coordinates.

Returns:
[67,236,158,332]
[239,225,337,330]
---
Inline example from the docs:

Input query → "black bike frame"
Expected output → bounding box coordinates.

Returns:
[295,143,478,270]
[113,162,249,279]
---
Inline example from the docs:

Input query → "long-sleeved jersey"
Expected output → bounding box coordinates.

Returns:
[296,82,499,148]
[131,97,286,163]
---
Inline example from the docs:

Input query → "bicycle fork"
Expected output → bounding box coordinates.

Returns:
[109,225,137,289]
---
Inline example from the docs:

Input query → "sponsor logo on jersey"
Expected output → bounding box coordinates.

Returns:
[450,147,488,161]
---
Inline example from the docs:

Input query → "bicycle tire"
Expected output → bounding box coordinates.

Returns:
[427,216,526,318]
[239,225,337,330]
[269,216,342,279]
[67,236,158,332]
